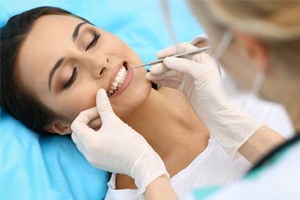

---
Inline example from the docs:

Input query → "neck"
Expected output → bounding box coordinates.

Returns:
[122,86,209,175]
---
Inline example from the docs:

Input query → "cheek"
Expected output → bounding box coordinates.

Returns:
[69,92,97,119]
[69,86,98,119]
[48,85,98,122]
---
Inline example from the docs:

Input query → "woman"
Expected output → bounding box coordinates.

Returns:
[0,6,254,199]
[71,0,300,199]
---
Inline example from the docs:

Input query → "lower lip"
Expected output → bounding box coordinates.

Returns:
[110,67,133,98]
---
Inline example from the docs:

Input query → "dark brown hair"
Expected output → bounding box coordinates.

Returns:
[0,6,90,133]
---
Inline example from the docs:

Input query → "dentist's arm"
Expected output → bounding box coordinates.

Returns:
[147,43,285,163]
[238,126,285,163]
[71,89,177,199]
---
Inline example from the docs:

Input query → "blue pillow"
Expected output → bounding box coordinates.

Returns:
[0,108,110,200]
[0,0,204,199]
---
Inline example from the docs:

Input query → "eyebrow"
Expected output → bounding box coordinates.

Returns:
[48,22,87,91]
[72,22,87,42]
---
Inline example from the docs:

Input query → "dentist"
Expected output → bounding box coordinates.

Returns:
[71,0,300,199]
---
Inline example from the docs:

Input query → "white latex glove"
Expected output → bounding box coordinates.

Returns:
[146,43,198,91]
[71,89,169,194]
[146,43,263,159]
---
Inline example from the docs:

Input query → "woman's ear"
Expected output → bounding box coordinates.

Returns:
[233,30,269,72]
[44,120,72,135]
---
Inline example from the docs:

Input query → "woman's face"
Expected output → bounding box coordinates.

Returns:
[17,14,152,133]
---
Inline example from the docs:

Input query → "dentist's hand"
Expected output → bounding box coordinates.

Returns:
[71,89,169,194]
[147,43,263,159]
[147,43,224,111]
[146,42,210,94]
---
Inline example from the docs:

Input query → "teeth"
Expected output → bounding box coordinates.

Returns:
[108,66,127,96]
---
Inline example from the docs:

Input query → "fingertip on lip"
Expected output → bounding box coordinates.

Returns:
[149,64,163,74]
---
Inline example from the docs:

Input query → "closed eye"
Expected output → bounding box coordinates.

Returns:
[63,67,77,90]
[86,32,101,51]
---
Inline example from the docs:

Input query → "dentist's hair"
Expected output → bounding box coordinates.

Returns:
[0,6,90,134]
[189,0,300,74]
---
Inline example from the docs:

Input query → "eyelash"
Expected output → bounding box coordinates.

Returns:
[63,67,77,90]
[85,32,101,51]
[63,32,100,90]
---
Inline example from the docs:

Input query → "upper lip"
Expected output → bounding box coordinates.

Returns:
[106,61,127,93]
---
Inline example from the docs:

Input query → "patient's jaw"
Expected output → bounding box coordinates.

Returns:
[17,14,152,134]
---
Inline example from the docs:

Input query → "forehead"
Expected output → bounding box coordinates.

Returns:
[21,14,85,54]
[31,14,84,35]
[17,15,84,93]
[24,14,84,47]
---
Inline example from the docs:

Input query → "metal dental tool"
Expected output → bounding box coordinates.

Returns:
[132,46,210,69]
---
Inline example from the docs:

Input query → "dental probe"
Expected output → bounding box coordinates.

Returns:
[132,46,210,69]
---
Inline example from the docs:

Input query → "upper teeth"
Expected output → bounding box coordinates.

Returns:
[108,66,127,96]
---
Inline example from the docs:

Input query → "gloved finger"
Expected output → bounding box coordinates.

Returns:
[146,70,181,81]
[96,88,114,123]
[157,42,197,59]
[149,63,167,75]
[192,52,216,64]
[71,132,83,149]
[156,78,182,88]
[163,57,206,79]
[146,72,182,88]
[89,117,102,131]
[71,131,79,144]
[71,132,89,158]
[71,107,99,134]
[71,107,99,147]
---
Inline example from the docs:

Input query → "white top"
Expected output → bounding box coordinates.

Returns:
[185,141,300,200]
[105,138,252,200]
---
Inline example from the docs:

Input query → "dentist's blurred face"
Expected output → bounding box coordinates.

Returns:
[17,15,152,128]
[190,1,258,91]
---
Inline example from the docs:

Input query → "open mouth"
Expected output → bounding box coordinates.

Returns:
[107,62,129,97]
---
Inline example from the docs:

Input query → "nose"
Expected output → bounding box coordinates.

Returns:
[95,58,109,78]
[85,56,109,79]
